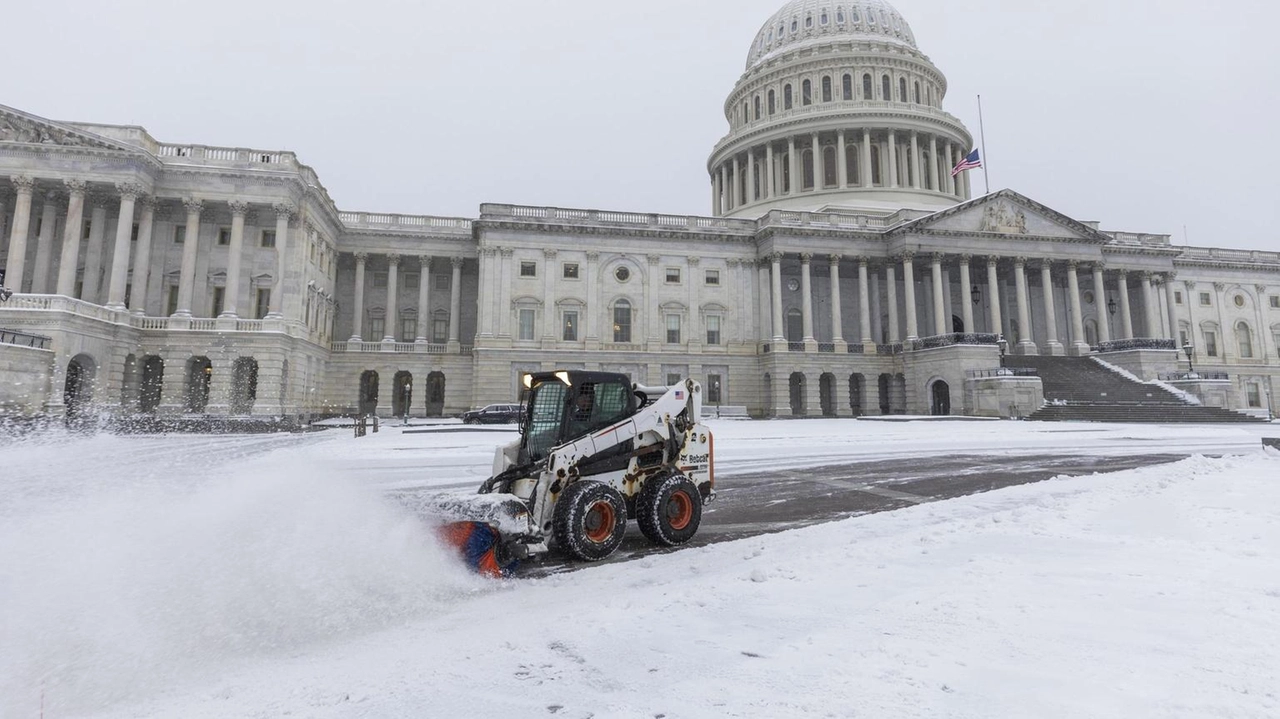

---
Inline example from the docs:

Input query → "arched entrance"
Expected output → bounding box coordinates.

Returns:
[185,357,212,413]
[359,370,379,416]
[139,356,164,414]
[892,374,907,415]
[849,373,864,417]
[230,357,259,415]
[392,370,414,418]
[930,379,952,416]
[953,314,965,333]
[878,374,892,415]
[425,371,446,417]
[64,354,96,423]
[788,372,805,417]
[819,373,836,417]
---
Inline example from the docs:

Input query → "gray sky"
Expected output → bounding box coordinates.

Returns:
[4,0,1277,250]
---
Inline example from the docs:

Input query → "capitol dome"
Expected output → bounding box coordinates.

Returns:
[746,0,918,71]
[709,0,974,218]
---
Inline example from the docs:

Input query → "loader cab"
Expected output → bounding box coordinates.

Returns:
[518,371,636,465]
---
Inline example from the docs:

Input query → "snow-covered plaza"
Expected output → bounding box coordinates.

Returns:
[3,420,1279,718]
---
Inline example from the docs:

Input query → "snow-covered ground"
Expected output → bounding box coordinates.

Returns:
[2,421,1278,718]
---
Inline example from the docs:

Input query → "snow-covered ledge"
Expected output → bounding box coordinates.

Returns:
[1090,342,1178,381]
[1158,372,1233,409]
[965,368,1044,419]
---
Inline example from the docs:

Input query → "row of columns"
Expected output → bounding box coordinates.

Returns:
[762,252,1173,354]
[713,129,971,214]
[348,253,464,344]
[3,176,294,319]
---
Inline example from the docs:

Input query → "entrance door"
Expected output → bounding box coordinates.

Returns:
[930,380,951,416]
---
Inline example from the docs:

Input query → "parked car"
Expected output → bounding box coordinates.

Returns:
[460,403,524,425]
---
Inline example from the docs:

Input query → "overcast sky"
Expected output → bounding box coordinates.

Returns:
[4,0,1276,251]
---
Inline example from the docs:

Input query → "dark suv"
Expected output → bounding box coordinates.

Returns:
[460,403,524,425]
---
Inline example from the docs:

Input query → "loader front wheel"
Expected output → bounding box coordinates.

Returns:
[552,481,628,561]
[637,472,702,547]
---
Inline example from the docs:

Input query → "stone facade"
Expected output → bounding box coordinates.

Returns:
[1,0,1278,421]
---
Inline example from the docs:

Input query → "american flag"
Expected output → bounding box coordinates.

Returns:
[951,149,982,177]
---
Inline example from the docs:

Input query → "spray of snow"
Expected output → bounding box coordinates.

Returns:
[1089,356,1203,405]
[0,434,485,716]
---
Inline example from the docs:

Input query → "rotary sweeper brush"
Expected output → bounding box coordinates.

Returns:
[420,371,715,576]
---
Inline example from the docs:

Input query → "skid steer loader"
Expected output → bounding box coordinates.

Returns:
[432,371,715,576]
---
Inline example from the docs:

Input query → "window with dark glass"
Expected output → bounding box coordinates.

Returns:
[613,301,632,343]
[520,261,537,278]
[217,227,231,246]
[562,310,578,341]
[705,269,720,286]
[863,74,873,99]
[899,77,908,102]
[882,75,891,100]
[821,76,832,103]
[666,314,681,344]
[563,262,579,279]
[802,79,812,105]
[706,316,722,346]
[768,89,776,115]
[260,230,276,247]
[784,84,793,110]
[842,74,853,100]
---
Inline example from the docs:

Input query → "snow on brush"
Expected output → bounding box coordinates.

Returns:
[1,427,1278,718]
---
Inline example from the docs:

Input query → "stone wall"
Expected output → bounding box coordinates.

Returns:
[0,342,53,415]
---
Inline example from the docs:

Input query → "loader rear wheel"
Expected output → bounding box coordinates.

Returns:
[552,481,627,562]
[637,472,702,547]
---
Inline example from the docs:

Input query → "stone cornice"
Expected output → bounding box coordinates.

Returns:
[472,218,756,246]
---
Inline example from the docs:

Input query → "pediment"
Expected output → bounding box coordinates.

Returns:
[0,104,140,153]
[897,190,1108,242]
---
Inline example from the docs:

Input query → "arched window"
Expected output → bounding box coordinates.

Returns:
[882,75,891,100]
[899,77,908,102]
[836,8,844,23]
[823,146,837,187]
[914,81,921,104]
[842,74,853,101]
[791,19,798,33]
[820,11,828,25]
[870,144,882,185]
[742,101,749,124]
[862,73,873,99]
[821,76,832,103]
[752,160,762,201]
[852,7,861,23]
[781,152,791,193]
[754,95,761,120]
[802,79,812,106]
[784,84,793,110]
[802,149,815,190]
[1237,321,1254,358]
[768,89,776,115]
[845,144,860,185]
[805,14,813,28]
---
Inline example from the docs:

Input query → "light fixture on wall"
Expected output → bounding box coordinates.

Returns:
[971,285,982,306]
[1107,297,1118,316]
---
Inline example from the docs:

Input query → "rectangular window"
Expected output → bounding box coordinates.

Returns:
[666,373,683,387]
[1273,329,1280,355]
[1200,292,1212,306]
[83,220,92,240]
[1205,330,1218,357]
[166,285,179,315]
[211,287,225,317]
[666,314,681,344]
[1271,296,1280,309]
[368,318,385,342]
[518,309,536,340]
[404,273,419,290]
[255,288,271,319]
[666,268,681,284]
[373,272,388,289]
[173,225,186,244]
[436,273,451,290]
[1247,383,1262,408]
[705,269,720,286]
[613,305,632,343]
[260,230,276,248]
[520,261,537,278]
[707,374,723,404]
[562,310,578,342]
[1174,291,1183,305]
[1179,329,1189,347]
[562,263,580,279]
[400,318,416,342]
[217,227,231,246]
[706,315,722,345]
[131,223,140,242]
[433,316,449,343]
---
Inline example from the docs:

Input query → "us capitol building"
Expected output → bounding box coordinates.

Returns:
[1,0,1277,422]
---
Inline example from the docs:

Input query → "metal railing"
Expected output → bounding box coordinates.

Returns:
[877,343,904,356]
[1093,338,1178,353]
[915,332,1001,350]
[1159,372,1230,382]
[968,368,1039,379]
[817,343,836,353]
[0,329,51,350]
[788,342,805,353]
[847,344,865,355]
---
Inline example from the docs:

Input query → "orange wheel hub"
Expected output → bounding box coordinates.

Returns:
[583,501,616,543]
[666,491,693,531]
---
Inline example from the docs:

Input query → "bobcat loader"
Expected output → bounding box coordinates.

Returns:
[432,371,715,576]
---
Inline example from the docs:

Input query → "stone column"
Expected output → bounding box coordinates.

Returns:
[448,256,463,347]
[1165,273,1179,341]
[810,134,821,189]
[30,191,58,294]
[828,255,844,346]
[127,197,156,314]
[800,253,815,344]
[584,251,600,346]
[173,198,203,317]
[1014,258,1036,354]
[715,166,725,215]
[106,183,142,310]
[3,176,35,293]
[900,253,918,341]
[858,257,872,348]
[539,248,557,341]
[958,256,974,333]
[731,156,741,209]
[770,253,785,341]
[757,260,771,343]
[885,263,900,343]
[836,131,848,189]
[1116,270,1134,340]
[986,257,1003,337]
[928,136,939,191]
[787,138,798,195]
[910,132,920,189]
[765,144,776,199]
[217,200,249,317]
[415,256,432,342]
[264,204,293,318]
[686,256,701,350]
[861,130,873,187]
[80,197,109,303]
[712,171,722,216]
[1039,261,1062,354]
[647,254,662,345]
[498,248,514,340]
[383,254,400,341]
[943,142,954,195]
[887,131,899,188]
[1066,261,1088,355]
[348,252,367,342]
[1092,264,1111,344]
[55,180,86,297]
[930,254,947,337]
[1143,272,1160,338]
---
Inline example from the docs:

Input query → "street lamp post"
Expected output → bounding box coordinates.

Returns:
[1182,342,1196,378]
[402,382,413,425]
[997,336,1008,371]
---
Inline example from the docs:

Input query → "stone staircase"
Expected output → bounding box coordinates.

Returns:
[1015,355,1263,424]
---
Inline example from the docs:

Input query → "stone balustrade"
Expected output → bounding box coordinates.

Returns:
[338,212,473,232]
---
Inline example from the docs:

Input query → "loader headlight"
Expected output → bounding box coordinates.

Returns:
[555,371,573,386]
[522,373,534,389]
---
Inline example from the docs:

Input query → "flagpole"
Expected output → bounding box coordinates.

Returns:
[977,94,991,195]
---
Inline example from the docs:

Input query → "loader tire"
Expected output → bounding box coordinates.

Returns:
[552,480,627,562]
[637,472,702,547]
